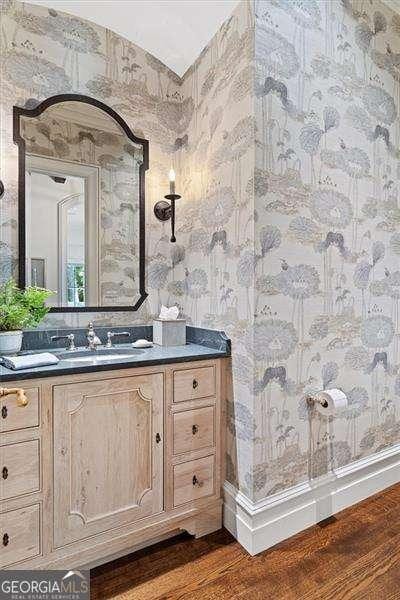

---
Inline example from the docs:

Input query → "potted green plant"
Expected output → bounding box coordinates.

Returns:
[0,279,54,355]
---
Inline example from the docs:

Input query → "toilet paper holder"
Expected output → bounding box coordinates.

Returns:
[306,388,348,416]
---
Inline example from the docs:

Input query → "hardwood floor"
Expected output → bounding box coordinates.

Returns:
[91,483,400,599]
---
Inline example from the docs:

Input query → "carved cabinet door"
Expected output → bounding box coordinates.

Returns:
[53,373,164,548]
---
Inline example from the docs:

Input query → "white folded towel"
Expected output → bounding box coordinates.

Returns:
[1,352,59,370]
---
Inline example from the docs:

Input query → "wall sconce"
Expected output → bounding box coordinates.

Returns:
[154,168,181,243]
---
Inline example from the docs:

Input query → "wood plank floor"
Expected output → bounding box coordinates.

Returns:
[91,483,400,599]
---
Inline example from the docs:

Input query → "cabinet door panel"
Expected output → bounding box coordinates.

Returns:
[53,374,164,548]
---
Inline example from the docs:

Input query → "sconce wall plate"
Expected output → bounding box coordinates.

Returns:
[154,193,181,243]
[154,199,171,221]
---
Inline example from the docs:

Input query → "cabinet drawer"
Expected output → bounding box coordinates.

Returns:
[0,387,39,433]
[0,440,40,501]
[173,406,214,455]
[0,504,41,567]
[173,366,215,402]
[173,455,214,507]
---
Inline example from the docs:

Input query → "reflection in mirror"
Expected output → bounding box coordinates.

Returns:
[18,98,147,310]
[25,156,98,308]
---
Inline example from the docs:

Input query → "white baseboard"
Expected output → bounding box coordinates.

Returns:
[223,443,400,555]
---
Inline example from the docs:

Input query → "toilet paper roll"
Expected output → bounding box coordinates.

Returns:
[314,388,348,416]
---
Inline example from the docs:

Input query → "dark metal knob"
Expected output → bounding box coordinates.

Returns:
[3,533,9,546]
[1,406,7,419]
[192,424,199,435]
[192,379,198,389]
[2,466,8,480]
[192,475,198,486]
[155,433,161,444]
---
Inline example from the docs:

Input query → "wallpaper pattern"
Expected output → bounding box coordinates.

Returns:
[0,0,183,325]
[1,0,400,503]
[251,0,400,500]
[172,1,255,492]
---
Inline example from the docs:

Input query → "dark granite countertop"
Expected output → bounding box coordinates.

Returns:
[0,326,230,382]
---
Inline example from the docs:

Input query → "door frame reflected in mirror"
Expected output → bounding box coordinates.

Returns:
[13,93,149,312]
[26,155,99,308]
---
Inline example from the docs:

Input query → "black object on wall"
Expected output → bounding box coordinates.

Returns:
[154,192,181,243]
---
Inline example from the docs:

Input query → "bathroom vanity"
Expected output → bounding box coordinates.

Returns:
[1,91,231,569]
[0,334,230,569]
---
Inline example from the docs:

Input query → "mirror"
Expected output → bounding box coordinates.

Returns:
[14,94,148,312]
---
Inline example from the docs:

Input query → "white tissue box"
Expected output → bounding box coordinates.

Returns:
[153,319,186,347]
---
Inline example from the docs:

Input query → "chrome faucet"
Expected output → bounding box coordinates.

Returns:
[105,331,131,348]
[87,322,101,351]
[51,333,75,351]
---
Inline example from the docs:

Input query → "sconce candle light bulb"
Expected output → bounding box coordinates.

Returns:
[169,168,175,195]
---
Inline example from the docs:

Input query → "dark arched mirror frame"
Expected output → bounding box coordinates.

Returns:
[13,93,149,312]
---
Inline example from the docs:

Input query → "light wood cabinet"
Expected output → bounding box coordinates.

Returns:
[0,358,227,569]
[173,365,216,402]
[53,373,164,547]
[0,439,40,501]
[0,387,39,433]
[173,455,215,507]
[0,504,41,568]
[173,406,214,455]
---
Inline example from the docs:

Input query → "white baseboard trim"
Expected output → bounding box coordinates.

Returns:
[223,443,400,555]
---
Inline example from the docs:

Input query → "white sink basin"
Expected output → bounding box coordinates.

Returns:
[57,347,145,364]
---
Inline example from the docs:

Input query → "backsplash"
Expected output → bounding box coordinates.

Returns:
[20,324,230,353]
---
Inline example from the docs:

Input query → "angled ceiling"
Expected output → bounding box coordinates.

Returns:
[28,0,239,76]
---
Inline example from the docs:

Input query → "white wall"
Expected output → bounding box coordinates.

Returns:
[27,171,84,305]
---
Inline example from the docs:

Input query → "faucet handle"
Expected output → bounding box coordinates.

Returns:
[106,331,113,348]
[66,333,75,350]
[51,333,75,351]
[105,331,130,348]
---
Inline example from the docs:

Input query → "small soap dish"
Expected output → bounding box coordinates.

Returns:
[132,339,153,348]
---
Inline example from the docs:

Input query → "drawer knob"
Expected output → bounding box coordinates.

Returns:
[1,406,7,419]
[0,388,28,408]
[192,424,199,435]
[192,379,198,389]
[3,533,9,547]
[155,432,161,444]
[2,466,8,480]
[192,475,203,487]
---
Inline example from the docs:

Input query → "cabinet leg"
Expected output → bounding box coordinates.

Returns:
[185,502,223,538]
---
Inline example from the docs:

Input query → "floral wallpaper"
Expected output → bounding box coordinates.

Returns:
[0,0,184,326]
[251,0,400,500]
[21,111,143,306]
[1,0,400,505]
[168,0,255,492]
